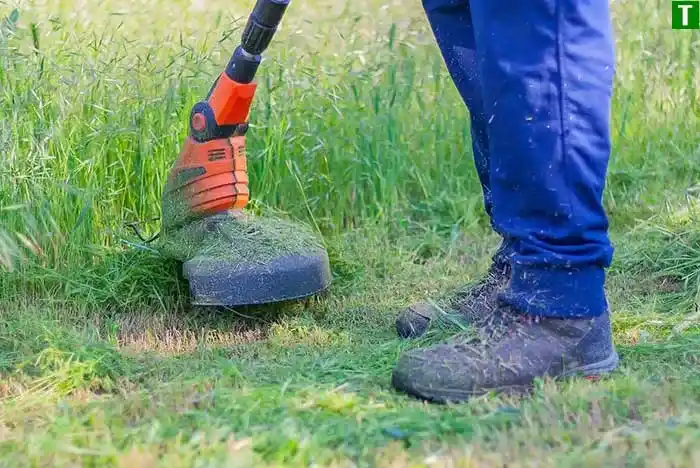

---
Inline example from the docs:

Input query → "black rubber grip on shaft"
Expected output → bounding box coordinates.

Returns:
[241,0,290,55]
[252,0,289,27]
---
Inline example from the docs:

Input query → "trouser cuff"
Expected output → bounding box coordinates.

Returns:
[499,263,607,318]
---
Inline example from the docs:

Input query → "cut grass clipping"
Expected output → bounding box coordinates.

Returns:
[157,210,325,265]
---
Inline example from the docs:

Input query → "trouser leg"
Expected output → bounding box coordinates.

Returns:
[422,0,515,268]
[468,0,616,317]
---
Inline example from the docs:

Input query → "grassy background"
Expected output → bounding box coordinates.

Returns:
[1,0,699,465]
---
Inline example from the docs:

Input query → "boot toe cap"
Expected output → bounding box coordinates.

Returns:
[391,345,484,403]
[395,302,436,339]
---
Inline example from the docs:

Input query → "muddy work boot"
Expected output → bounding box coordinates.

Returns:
[391,306,619,403]
[395,262,511,339]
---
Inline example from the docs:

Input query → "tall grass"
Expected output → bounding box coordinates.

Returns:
[0,0,697,307]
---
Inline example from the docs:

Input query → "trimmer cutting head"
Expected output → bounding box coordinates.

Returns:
[183,249,331,306]
[158,211,332,307]
[155,0,332,306]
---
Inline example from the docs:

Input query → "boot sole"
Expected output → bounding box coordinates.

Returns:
[561,350,620,378]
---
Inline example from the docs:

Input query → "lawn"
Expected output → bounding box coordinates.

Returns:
[1,0,699,466]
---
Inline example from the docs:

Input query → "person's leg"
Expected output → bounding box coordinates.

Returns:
[423,0,490,214]
[394,0,513,339]
[392,0,618,400]
[470,0,616,318]
[422,0,515,266]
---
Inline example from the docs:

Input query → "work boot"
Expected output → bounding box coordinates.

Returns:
[391,305,619,403]
[395,261,511,339]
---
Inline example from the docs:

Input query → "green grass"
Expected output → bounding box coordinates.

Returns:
[1,0,699,465]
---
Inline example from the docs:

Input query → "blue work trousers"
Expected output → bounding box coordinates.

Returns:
[423,0,616,318]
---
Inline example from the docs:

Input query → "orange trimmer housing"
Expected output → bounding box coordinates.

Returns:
[173,134,250,214]
[166,76,257,220]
